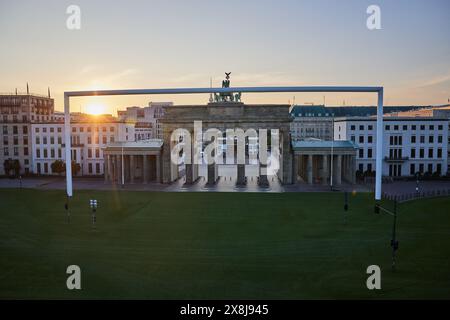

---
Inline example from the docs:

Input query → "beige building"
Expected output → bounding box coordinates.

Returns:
[1,92,54,175]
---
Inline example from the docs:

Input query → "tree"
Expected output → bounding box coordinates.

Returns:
[3,158,20,178]
[71,161,81,176]
[51,160,65,175]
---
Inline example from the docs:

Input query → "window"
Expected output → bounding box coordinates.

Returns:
[88,149,92,158]
[58,149,61,158]
[412,125,416,130]
[95,149,100,158]
[23,126,28,134]
[3,147,9,156]
[88,136,92,144]
[420,136,425,143]
[110,136,114,143]
[36,149,40,158]
[359,125,364,130]
[437,164,442,175]
[24,147,28,156]
[410,163,415,175]
[410,148,416,158]
[102,136,107,144]
[399,136,403,145]
[367,148,373,158]
[411,135,416,143]
[419,148,424,158]
[2,126,7,134]
[394,125,398,131]
[359,164,363,172]
[428,148,433,158]
[429,125,434,130]
[50,127,54,133]
[43,149,48,158]
[368,125,373,130]
[50,137,54,144]
[437,148,442,158]
[367,163,372,172]
[368,136,373,143]
[438,136,443,143]
[403,125,407,130]
[36,137,40,144]
[13,136,18,145]
[110,127,114,132]
[428,164,433,174]
[57,127,62,133]
[438,125,443,130]
[96,163,100,174]
[13,126,18,134]
[359,136,364,143]
[72,127,76,133]
[429,136,434,143]
[420,125,425,130]
[58,136,62,144]
[51,149,55,158]
[359,149,364,158]
[80,127,84,133]
[43,128,47,133]
[102,127,107,132]
[43,137,47,144]
[88,163,93,174]
[385,125,390,130]
[419,163,424,173]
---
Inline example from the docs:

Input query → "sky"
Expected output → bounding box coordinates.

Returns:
[0,0,449,114]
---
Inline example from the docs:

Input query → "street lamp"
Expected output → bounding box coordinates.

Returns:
[375,200,399,271]
[89,199,98,227]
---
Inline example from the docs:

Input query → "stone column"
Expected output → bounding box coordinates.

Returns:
[156,154,161,183]
[322,154,328,186]
[335,154,342,185]
[259,164,269,186]
[130,155,135,184]
[293,154,299,183]
[143,155,149,184]
[281,130,293,184]
[237,164,246,185]
[307,154,313,184]
[104,154,109,183]
[351,155,356,184]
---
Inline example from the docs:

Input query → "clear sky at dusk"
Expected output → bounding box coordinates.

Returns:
[0,0,449,114]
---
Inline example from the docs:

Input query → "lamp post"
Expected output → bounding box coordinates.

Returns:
[343,191,348,224]
[89,199,98,227]
[65,196,70,224]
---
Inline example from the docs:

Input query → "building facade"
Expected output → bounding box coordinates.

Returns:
[31,120,135,176]
[334,117,449,177]
[0,93,54,175]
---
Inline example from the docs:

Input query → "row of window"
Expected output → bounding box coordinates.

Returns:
[3,136,28,146]
[2,125,28,134]
[350,124,444,131]
[35,148,104,159]
[3,146,28,156]
[36,162,102,175]
[410,148,443,159]
[357,163,444,176]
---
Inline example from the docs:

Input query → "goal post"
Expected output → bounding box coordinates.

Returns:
[63,85,383,200]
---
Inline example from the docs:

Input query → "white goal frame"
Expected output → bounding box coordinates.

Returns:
[64,86,384,200]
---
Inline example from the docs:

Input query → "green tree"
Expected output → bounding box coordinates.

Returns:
[50,160,65,175]
[3,158,20,177]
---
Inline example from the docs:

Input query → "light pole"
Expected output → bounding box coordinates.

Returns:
[374,200,399,271]
[89,199,98,228]
[65,196,70,224]
[343,191,348,225]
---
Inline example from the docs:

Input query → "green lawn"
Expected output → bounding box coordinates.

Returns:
[0,188,449,299]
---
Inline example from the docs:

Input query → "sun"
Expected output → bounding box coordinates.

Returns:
[85,104,106,115]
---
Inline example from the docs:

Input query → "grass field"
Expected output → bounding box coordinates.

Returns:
[0,188,449,299]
